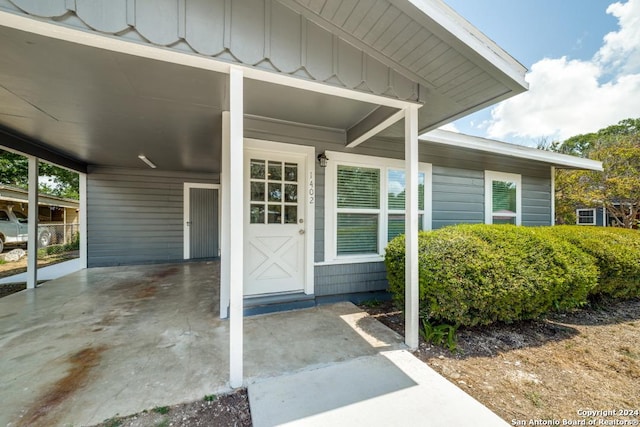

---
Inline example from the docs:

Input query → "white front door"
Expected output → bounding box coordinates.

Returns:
[244,149,306,295]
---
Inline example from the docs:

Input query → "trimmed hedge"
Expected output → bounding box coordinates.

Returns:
[385,224,601,326]
[545,226,640,299]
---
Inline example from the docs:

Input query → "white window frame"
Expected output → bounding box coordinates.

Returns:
[484,170,522,226]
[576,208,597,225]
[322,151,432,265]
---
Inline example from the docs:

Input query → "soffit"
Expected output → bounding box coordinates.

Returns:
[0,25,381,172]
[1,0,527,134]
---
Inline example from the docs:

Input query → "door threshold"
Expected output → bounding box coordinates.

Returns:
[243,292,315,316]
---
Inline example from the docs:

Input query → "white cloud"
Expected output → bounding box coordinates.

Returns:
[597,0,640,73]
[486,0,640,142]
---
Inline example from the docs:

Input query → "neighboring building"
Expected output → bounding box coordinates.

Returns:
[0,0,602,382]
[576,205,639,228]
[576,207,607,227]
[0,184,79,247]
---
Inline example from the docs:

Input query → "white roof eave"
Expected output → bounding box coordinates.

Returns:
[422,129,603,171]
[398,0,528,90]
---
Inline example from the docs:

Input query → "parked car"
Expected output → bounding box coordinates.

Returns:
[0,207,51,252]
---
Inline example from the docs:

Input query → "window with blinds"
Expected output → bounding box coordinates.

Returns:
[336,165,380,255]
[326,152,432,261]
[387,169,426,241]
[491,180,517,224]
[485,171,521,225]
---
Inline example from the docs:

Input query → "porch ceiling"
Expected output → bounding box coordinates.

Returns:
[0,26,379,173]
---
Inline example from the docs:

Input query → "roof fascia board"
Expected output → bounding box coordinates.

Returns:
[423,129,603,171]
[0,127,87,173]
[0,10,417,111]
[391,0,528,91]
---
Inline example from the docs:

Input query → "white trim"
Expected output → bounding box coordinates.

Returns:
[346,110,405,149]
[576,208,597,226]
[424,129,603,171]
[229,67,244,389]
[484,170,522,226]
[26,156,38,289]
[550,166,555,226]
[602,205,607,227]
[404,105,419,350]
[183,183,220,260]
[79,172,87,269]
[220,112,231,319]
[399,0,527,88]
[244,139,316,296]
[0,11,417,111]
[314,256,384,266]
[323,150,432,264]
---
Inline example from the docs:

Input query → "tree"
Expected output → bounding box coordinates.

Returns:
[553,118,640,227]
[0,150,79,199]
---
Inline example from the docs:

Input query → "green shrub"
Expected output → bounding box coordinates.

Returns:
[385,224,599,326]
[547,226,640,299]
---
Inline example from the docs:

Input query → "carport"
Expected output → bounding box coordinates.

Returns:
[0,0,527,390]
[0,262,405,426]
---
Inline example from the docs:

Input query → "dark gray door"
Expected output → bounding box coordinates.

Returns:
[189,188,218,259]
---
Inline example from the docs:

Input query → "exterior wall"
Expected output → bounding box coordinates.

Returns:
[84,120,555,295]
[87,167,217,267]
[246,118,555,297]
[432,167,484,229]
[314,262,387,297]
[596,207,606,227]
[522,175,552,226]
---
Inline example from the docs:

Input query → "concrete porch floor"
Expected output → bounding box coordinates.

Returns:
[0,262,405,426]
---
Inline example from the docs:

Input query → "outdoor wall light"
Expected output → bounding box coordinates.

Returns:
[317,152,328,168]
[138,155,157,169]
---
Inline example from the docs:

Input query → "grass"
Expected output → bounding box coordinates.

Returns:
[359,299,383,308]
[525,391,543,408]
[103,418,122,427]
[152,406,170,415]
[204,394,217,402]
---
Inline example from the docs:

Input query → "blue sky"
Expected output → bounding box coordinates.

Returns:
[437,0,640,146]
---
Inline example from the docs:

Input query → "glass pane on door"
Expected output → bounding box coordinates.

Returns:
[250,158,299,225]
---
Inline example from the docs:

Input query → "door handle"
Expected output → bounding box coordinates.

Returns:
[299,229,305,235]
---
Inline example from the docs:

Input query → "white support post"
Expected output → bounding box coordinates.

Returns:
[26,156,39,289]
[220,111,231,319]
[79,172,88,268]
[229,66,244,389]
[550,166,555,226]
[404,106,419,349]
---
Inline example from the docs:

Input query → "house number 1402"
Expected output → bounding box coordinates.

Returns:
[308,172,314,204]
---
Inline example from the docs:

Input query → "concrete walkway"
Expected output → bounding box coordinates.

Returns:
[0,258,83,284]
[1,261,508,426]
[249,350,509,426]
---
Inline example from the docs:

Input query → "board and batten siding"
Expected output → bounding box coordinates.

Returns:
[87,167,217,267]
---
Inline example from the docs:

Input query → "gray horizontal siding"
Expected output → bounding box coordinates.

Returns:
[522,175,552,226]
[87,167,217,267]
[315,262,388,296]
[432,166,484,229]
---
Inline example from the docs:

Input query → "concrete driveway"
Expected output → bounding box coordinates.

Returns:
[0,262,405,426]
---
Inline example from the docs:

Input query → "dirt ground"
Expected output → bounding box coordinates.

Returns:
[90,390,252,427]
[5,274,638,426]
[362,298,640,424]
[0,251,78,298]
